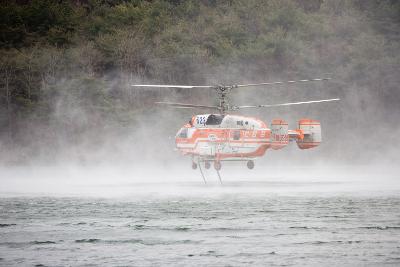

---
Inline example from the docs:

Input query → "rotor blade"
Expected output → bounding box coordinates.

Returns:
[155,101,219,110]
[234,78,331,88]
[235,98,340,109]
[132,84,214,89]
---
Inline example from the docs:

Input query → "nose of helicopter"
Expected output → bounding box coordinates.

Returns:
[176,127,188,139]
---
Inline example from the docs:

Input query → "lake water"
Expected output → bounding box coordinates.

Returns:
[0,165,399,266]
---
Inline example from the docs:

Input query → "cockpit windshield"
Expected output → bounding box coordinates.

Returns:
[206,114,225,125]
[177,128,188,138]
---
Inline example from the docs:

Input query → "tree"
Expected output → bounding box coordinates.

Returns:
[0,50,17,143]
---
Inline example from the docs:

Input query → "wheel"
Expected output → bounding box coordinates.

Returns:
[214,161,221,171]
[192,162,197,170]
[205,161,211,169]
[247,160,254,169]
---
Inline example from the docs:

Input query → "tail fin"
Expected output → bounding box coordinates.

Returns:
[296,119,321,149]
[270,119,289,150]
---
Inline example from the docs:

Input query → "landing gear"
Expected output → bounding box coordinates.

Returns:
[195,158,255,182]
[214,161,221,171]
[195,158,223,184]
[205,161,211,169]
[247,160,254,169]
[214,161,222,184]
[198,158,207,184]
[192,162,198,170]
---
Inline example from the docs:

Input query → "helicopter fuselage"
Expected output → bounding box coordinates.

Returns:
[175,114,294,161]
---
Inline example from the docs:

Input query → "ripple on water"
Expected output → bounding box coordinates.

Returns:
[1,196,399,266]
[294,240,363,245]
[360,226,400,230]
[74,238,101,243]
[0,223,16,227]
[73,238,201,246]
[289,226,327,230]
[30,241,57,245]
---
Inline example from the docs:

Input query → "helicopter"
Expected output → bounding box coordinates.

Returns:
[132,78,339,183]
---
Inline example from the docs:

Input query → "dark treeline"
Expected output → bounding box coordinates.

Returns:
[0,0,399,164]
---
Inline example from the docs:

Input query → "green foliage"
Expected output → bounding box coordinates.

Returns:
[0,0,79,48]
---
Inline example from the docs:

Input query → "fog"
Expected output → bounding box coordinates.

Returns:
[1,55,399,196]
[1,1,399,197]
[0,163,399,198]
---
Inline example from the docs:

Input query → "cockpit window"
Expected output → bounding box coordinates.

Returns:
[206,114,225,125]
[177,128,188,138]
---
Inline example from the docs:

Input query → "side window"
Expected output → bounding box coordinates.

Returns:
[178,128,188,138]
[233,130,240,140]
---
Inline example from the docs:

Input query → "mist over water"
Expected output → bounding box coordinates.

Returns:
[1,159,399,201]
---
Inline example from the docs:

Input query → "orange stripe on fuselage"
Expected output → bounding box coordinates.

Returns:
[176,128,271,145]
[175,128,272,159]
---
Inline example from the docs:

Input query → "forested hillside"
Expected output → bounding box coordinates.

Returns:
[1,0,399,164]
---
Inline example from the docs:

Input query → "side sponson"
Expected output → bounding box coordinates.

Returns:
[270,119,289,150]
[296,119,321,149]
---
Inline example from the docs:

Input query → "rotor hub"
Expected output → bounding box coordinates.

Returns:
[215,86,232,114]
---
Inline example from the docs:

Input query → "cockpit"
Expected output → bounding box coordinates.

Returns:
[205,114,225,125]
[177,128,188,138]
[190,114,226,128]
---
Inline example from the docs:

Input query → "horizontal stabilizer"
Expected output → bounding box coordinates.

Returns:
[288,130,304,141]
